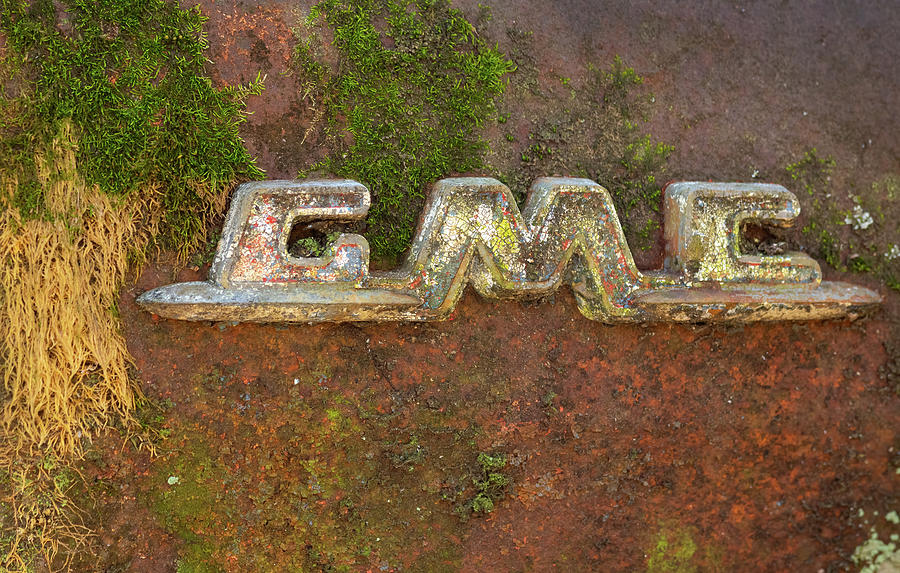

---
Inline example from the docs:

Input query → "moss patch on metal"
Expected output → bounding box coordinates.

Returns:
[787,149,899,291]
[0,0,264,255]
[292,0,515,263]
[645,521,724,573]
[488,52,673,252]
[142,363,482,570]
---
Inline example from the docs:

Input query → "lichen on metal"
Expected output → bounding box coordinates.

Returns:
[137,178,881,323]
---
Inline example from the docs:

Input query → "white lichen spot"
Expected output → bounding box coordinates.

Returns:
[845,204,874,230]
[886,244,900,261]
[853,510,900,573]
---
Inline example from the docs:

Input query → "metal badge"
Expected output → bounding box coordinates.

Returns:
[137,178,881,323]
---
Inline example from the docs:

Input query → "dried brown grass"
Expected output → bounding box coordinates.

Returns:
[1,458,92,571]
[0,123,168,568]
[0,122,162,457]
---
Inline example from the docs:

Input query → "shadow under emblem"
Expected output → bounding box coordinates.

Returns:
[137,178,881,323]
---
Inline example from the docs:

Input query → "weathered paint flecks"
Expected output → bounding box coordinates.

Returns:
[137,178,881,323]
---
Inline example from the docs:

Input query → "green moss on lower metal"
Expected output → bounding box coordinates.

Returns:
[646,522,723,573]
[144,364,497,570]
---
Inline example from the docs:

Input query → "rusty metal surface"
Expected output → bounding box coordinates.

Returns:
[137,178,881,323]
[97,3,900,570]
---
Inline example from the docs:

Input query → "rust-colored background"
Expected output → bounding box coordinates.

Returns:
[89,1,899,571]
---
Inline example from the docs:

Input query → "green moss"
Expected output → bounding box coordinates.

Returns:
[144,364,473,571]
[176,546,223,573]
[620,137,672,202]
[489,54,672,250]
[589,60,673,234]
[151,438,229,571]
[288,230,342,258]
[851,255,874,273]
[467,452,509,515]
[644,521,727,572]
[646,524,698,573]
[786,148,834,196]
[787,150,899,289]
[0,0,264,254]
[294,0,515,262]
[291,237,325,257]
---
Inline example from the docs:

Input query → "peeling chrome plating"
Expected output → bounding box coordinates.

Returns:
[137,178,881,323]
